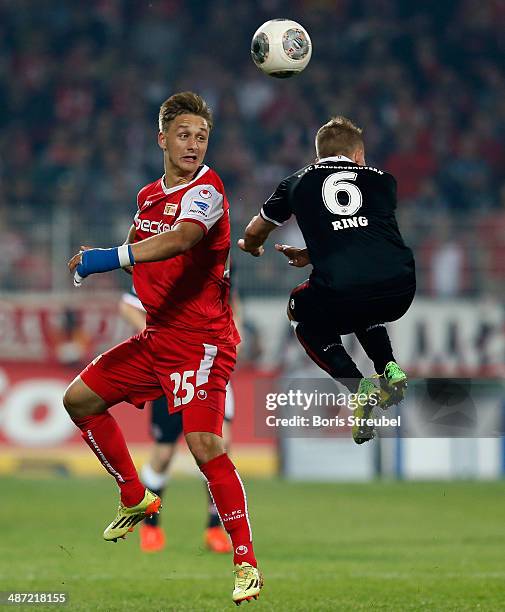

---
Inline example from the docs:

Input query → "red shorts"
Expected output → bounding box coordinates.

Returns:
[80,328,236,436]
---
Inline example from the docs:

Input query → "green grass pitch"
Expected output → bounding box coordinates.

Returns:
[1,477,504,611]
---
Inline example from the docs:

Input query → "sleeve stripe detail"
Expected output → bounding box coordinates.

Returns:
[174,218,209,234]
[260,207,284,226]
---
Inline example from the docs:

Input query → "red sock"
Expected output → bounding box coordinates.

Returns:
[73,412,145,507]
[200,453,257,567]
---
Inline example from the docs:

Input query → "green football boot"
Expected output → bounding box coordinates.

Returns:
[352,378,380,445]
[378,361,408,409]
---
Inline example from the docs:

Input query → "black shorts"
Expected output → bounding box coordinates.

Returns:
[149,382,235,444]
[288,280,415,336]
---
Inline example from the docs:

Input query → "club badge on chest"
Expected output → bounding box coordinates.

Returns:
[164,203,177,216]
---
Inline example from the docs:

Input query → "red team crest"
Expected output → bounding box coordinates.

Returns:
[163,203,177,216]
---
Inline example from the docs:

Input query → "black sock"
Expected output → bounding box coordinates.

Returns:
[144,487,164,526]
[205,483,221,528]
[296,323,363,392]
[356,324,395,374]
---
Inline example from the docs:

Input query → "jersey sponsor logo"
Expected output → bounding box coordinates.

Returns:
[193,200,210,212]
[187,208,208,217]
[164,203,177,216]
[199,188,212,199]
[331,216,368,231]
[188,199,211,217]
[134,217,172,234]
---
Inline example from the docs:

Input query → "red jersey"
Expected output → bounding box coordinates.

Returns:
[132,165,240,345]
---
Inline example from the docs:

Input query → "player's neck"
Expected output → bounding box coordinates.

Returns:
[163,162,197,189]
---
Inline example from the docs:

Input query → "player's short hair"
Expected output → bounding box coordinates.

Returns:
[315,116,363,159]
[158,91,213,132]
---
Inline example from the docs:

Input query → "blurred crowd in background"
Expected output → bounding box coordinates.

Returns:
[0,0,504,296]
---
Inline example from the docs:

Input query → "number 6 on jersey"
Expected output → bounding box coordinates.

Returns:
[322,171,363,216]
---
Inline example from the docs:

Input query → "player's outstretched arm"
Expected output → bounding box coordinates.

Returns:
[130,221,203,262]
[68,223,204,286]
[274,244,311,267]
[238,215,277,257]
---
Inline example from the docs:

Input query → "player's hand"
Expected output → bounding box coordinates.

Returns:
[68,245,92,272]
[237,239,264,257]
[68,245,92,286]
[275,244,311,267]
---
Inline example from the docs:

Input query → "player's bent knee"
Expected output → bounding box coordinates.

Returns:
[62,382,79,415]
[63,377,107,419]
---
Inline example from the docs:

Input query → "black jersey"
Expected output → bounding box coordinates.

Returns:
[261,156,415,299]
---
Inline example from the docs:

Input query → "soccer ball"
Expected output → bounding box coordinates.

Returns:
[251,19,312,78]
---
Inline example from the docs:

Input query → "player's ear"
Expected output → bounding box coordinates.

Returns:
[355,147,366,166]
[158,131,167,150]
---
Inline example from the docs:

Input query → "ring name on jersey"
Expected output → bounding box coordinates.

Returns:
[331,216,368,231]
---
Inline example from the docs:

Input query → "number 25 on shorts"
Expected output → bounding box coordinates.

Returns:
[170,370,195,407]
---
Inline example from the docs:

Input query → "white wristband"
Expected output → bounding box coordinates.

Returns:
[118,244,133,268]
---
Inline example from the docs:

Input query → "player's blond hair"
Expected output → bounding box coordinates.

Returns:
[315,116,363,159]
[158,92,213,132]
